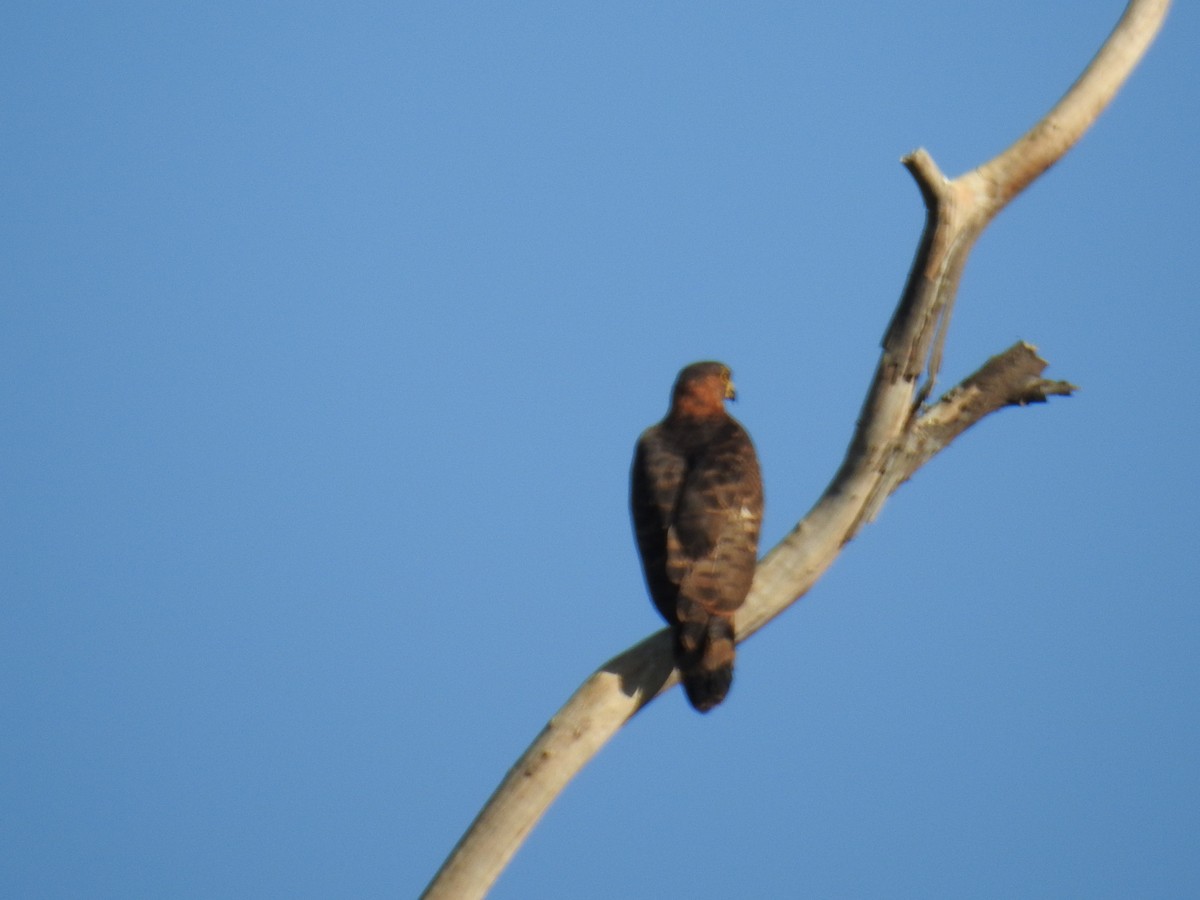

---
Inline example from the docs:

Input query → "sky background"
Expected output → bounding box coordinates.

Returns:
[3,2,1198,898]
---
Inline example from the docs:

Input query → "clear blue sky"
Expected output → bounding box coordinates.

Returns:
[4,2,1197,898]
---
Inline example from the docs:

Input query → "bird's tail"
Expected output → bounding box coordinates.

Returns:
[674,606,736,713]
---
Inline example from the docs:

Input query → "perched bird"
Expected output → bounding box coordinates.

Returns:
[631,361,764,712]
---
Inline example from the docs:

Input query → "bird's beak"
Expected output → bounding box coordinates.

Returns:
[725,380,737,401]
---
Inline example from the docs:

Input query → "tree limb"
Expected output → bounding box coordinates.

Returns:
[421,2,1169,896]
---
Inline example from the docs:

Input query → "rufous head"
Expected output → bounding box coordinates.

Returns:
[669,361,736,418]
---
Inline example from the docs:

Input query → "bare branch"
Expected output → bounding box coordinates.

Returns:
[861,342,1079,522]
[421,3,1168,897]
[976,0,1173,208]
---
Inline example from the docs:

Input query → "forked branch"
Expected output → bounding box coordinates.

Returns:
[422,2,1169,896]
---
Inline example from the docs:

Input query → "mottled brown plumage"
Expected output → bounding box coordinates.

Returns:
[630,361,763,712]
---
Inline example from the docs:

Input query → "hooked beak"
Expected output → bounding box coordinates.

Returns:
[725,379,737,401]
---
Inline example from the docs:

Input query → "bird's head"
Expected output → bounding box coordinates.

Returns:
[669,361,736,418]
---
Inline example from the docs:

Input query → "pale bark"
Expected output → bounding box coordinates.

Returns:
[422,2,1170,897]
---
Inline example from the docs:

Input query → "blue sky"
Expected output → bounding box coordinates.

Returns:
[3,2,1197,897]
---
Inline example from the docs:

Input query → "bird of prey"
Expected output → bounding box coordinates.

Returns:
[630,361,763,712]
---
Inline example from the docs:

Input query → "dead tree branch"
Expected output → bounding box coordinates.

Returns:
[421,2,1169,896]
